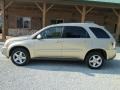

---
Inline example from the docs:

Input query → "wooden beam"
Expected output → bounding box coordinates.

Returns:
[34,2,43,12]
[112,8,119,17]
[5,0,14,9]
[46,4,54,13]
[75,5,82,14]
[86,7,94,14]
[1,0,6,40]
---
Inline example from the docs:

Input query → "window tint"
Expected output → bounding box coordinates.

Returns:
[89,27,110,38]
[63,26,90,38]
[41,26,63,39]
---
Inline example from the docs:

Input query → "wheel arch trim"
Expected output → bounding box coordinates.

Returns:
[84,48,107,60]
[8,45,31,58]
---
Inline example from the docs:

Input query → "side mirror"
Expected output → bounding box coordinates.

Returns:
[37,34,42,40]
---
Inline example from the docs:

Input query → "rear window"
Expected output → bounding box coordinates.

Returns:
[89,27,110,38]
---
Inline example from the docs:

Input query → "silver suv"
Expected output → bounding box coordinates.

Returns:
[1,23,116,69]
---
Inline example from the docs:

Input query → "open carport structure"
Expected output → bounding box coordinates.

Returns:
[0,0,120,41]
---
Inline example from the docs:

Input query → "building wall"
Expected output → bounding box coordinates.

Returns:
[7,6,117,36]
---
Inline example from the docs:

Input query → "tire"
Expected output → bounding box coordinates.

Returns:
[85,52,104,69]
[10,48,30,66]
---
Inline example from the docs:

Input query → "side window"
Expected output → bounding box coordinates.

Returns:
[41,26,63,39]
[89,27,110,38]
[62,26,90,38]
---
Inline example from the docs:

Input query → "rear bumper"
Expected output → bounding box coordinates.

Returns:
[106,49,116,60]
[1,47,9,58]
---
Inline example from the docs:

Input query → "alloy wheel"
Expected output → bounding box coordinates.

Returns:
[89,55,103,68]
[13,51,27,65]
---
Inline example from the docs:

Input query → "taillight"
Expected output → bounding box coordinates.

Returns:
[112,42,116,49]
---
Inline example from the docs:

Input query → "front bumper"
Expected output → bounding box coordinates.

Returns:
[1,47,9,58]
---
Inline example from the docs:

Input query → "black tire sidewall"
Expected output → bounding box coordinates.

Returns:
[85,52,104,69]
[11,48,30,66]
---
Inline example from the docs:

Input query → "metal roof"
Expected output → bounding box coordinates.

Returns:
[61,0,120,8]
[1,0,120,8]
[76,0,120,4]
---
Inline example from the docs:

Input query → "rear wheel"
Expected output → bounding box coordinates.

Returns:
[11,48,30,66]
[85,52,104,69]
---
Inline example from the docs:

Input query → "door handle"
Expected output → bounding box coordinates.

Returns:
[56,41,63,43]
[56,41,60,43]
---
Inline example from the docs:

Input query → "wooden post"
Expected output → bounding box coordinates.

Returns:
[35,2,54,28]
[75,6,93,23]
[5,10,8,35]
[1,0,6,40]
[42,2,46,27]
[1,0,13,37]
[112,9,120,40]
[116,15,120,40]
[81,6,86,23]
[5,0,14,36]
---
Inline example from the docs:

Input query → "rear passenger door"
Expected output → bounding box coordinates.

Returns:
[62,26,90,59]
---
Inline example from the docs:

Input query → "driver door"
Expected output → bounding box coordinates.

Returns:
[33,26,63,58]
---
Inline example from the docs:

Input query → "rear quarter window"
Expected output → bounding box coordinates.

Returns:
[89,27,110,38]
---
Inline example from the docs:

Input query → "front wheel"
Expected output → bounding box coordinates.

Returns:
[11,48,30,66]
[85,52,105,69]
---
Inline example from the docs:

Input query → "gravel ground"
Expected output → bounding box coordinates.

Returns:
[0,44,120,90]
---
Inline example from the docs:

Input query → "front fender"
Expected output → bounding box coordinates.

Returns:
[8,42,30,57]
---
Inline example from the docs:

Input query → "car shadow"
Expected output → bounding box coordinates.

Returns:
[24,58,120,77]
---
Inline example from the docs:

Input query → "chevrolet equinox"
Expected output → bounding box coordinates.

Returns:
[1,23,116,69]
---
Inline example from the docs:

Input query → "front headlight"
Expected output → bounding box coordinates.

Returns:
[5,42,11,47]
[4,40,13,47]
